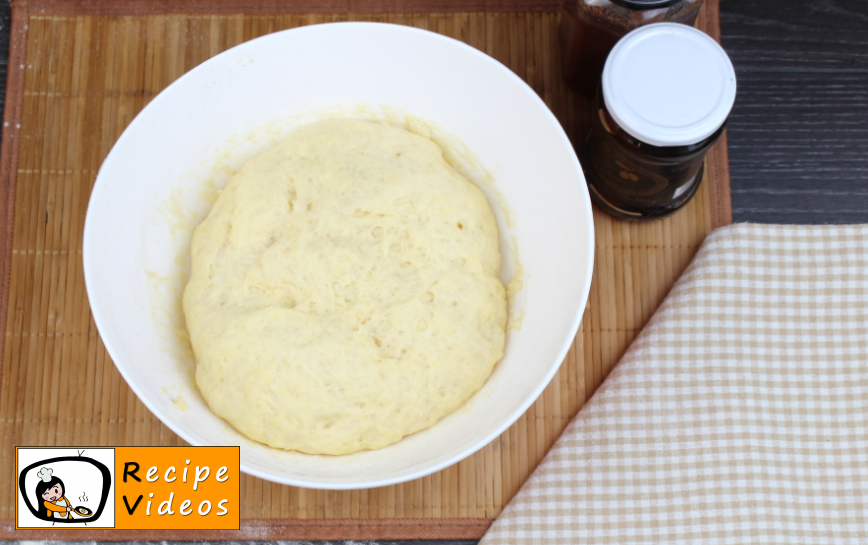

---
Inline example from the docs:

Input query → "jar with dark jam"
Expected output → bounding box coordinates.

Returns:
[580,23,736,220]
[562,0,704,97]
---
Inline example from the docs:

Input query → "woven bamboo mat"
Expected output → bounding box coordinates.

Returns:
[0,0,730,540]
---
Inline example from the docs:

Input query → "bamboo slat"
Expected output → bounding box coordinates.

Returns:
[0,5,722,533]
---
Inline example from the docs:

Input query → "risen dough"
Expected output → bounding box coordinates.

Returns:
[183,118,507,455]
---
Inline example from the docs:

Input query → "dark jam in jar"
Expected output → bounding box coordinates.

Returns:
[582,98,726,219]
[562,0,704,97]
[580,23,736,221]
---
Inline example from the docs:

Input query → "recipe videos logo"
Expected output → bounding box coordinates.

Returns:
[16,447,114,528]
[16,446,240,531]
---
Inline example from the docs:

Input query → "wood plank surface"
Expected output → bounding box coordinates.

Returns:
[721,0,868,224]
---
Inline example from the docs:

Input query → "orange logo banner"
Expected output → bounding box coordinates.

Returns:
[114,446,239,530]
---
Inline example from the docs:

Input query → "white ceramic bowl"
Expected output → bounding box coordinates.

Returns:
[83,22,594,489]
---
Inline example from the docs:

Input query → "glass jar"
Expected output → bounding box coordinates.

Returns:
[584,96,725,219]
[580,23,736,220]
[562,0,705,97]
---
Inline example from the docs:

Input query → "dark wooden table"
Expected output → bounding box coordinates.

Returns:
[1,1,865,544]
[722,0,868,224]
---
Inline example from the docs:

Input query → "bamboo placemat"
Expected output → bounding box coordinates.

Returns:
[0,0,730,540]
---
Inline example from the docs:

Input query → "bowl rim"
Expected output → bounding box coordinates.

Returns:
[83,20,595,489]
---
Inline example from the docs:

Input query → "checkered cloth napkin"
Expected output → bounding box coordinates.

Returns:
[482,224,868,544]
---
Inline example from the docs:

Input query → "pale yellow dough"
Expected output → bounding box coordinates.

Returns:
[183,118,507,455]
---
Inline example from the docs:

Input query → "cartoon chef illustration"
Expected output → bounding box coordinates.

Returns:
[35,467,73,519]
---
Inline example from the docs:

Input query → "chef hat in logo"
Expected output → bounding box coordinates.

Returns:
[37,467,53,482]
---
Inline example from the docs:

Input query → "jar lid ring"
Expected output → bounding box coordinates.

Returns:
[602,23,737,147]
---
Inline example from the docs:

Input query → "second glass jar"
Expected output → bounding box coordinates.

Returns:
[562,0,704,97]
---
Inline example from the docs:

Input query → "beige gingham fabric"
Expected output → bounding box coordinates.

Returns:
[482,224,868,544]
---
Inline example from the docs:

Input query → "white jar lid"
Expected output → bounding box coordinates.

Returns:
[602,23,737,147]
